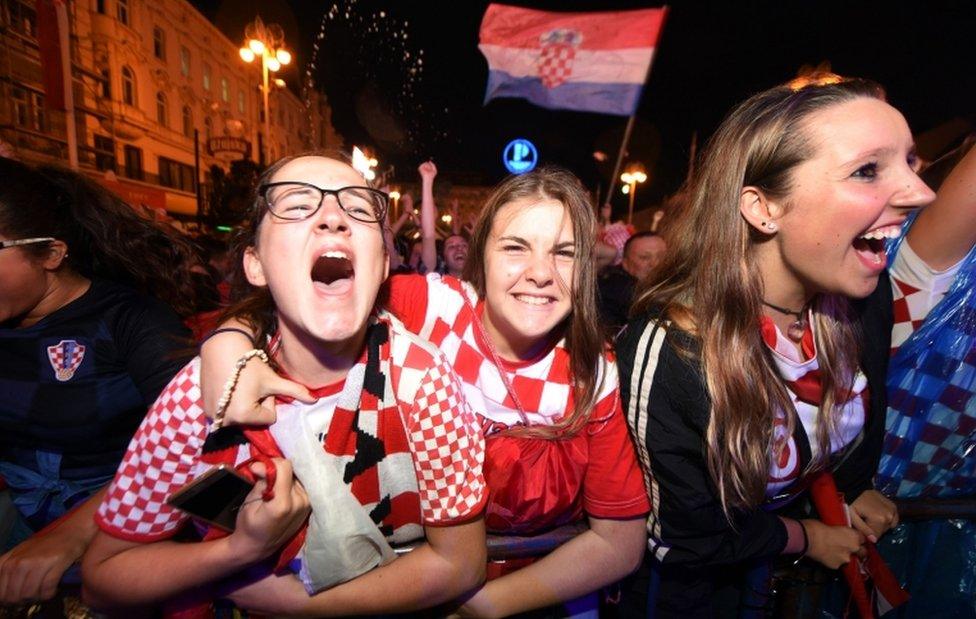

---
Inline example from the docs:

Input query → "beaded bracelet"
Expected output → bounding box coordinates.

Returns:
[202,326,255,345]
[212,349,269,430]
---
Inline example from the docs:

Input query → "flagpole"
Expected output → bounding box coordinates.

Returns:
[605,113,637,214]
[604,5,669,223]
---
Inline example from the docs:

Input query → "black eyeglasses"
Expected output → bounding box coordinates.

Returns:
[0,237,55,250]
[259,182,389,224]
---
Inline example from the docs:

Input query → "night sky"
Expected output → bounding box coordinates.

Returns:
[192,1,976,216]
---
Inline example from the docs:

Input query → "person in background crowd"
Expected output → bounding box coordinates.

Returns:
[616,77,928,616]
[875,134,976,615]
[198,164,649,617]
[597,231,667,332]
[82,152,486,616]
[0,157,196,606]
[441,233,469,279]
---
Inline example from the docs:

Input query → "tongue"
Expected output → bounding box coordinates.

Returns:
[311,255,354,285]
[853,238,887,267]
[852,237,886,262]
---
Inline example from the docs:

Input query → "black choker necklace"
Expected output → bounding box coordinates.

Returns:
[762,300,808,342]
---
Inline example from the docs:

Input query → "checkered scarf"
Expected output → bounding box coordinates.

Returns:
[199,315,409,584]
[878,217,976,498]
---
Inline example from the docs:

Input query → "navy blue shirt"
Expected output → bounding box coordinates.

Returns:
[0,280,190,528]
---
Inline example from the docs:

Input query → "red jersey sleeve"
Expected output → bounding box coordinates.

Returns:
[583,388,651,520]
[385,273,431,334]
[398,346,487,525]
[95,359,208,542]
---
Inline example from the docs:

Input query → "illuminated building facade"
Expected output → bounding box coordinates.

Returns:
[0,0,342,218]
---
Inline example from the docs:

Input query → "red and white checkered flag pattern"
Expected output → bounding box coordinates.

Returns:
[536,28,582,89]
[406,358,485,521]
[96,360,209,541]
[538,43,575,88]
[47,339,86,382]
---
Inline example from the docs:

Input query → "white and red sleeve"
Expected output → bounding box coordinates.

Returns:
[387,273,475,348]
[95,359,209,542]
[890,239,964,351]
[398,348,486,525]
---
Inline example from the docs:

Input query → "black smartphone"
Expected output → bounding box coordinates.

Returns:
[166,464,255,532]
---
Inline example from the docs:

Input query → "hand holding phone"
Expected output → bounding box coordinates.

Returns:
[166,464,255,532]
[167,459,311,563]
[227,458,311,563]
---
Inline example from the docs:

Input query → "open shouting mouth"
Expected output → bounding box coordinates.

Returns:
[311,251,354,290]
[851,224,901,270]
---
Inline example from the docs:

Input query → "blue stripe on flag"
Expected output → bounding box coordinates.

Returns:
[485,70,642,117]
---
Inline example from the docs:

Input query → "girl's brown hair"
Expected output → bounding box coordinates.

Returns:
[631,78,886,512]
[463,166,605,439]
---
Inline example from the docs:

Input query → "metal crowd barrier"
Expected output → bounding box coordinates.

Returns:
[893,497,976,521]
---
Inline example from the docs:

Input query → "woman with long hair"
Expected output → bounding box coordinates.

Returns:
[615,78,935,615]
[0,157,197,605]
[198,163,649,616]
[81,153,487,615]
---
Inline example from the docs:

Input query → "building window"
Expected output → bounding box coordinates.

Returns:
[153,27,166,61]
[202,63,211,91]
[98,66,111,99]
[159,156,195,192]
[155,91,167,127]
[11,87,45,131]
[3,0,36,37]
[94,135,116,171]
[121,66,135,106]
[204,116,213,141]
[180,46,190,77]
[237,90,245,114]
[182,105,193,138]
[220,77,229,103]
[117,0,128,26]
[96,0,106,14]
[123,144,143,180]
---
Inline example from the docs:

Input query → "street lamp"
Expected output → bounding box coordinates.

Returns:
[240,17,290,165]
[620,164,648,225]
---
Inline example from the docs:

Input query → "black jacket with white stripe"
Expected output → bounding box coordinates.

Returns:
[615,272,893,573]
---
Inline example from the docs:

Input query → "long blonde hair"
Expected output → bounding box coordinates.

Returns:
[632,79,884,512]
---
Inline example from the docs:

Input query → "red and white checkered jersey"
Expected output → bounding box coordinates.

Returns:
[890,240,963,353]
[386,273,650,523]
[387,273,617,429]
[96,324,485,543]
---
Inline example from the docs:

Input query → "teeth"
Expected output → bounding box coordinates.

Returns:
[515,294,552,305]
[858,225,902,241]
[321,250,349,259]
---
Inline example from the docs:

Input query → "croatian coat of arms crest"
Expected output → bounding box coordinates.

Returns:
[47,339,86,382]
[537,28,583,89]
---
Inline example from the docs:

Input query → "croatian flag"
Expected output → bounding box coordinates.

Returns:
[479,4,668,117]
